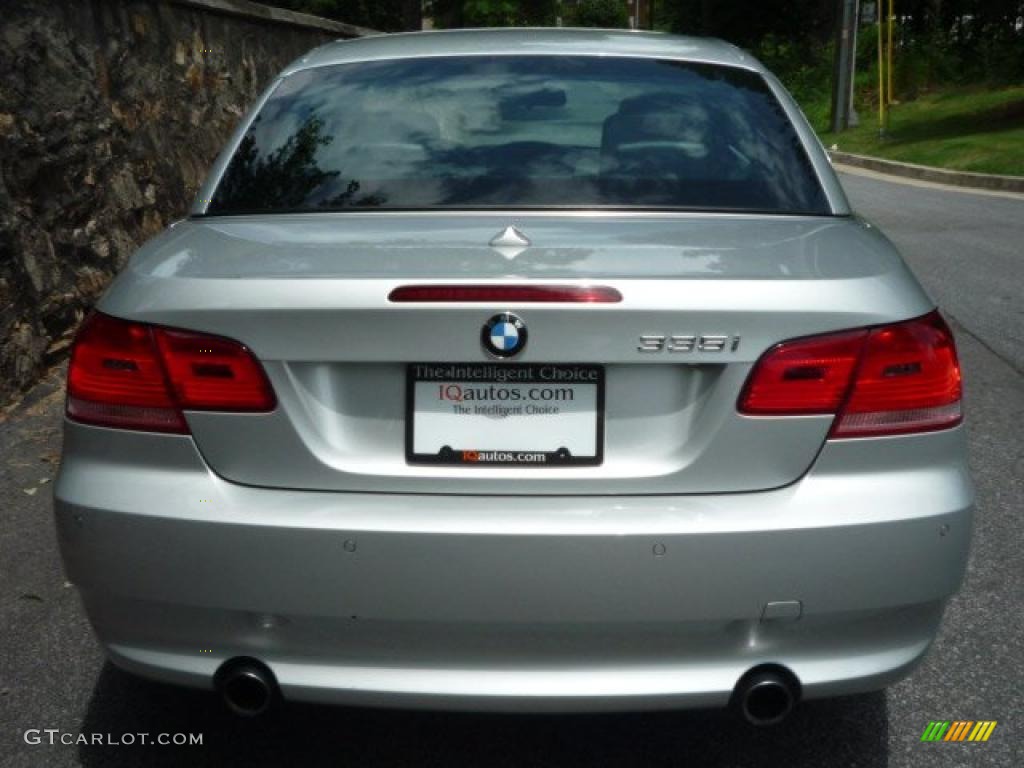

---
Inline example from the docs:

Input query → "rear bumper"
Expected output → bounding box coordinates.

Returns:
[55,421,973,712]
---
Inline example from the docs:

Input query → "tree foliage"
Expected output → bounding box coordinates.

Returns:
[569,0,630,28]
[214,116,338,210]
[270,0,1024,86]
[214,116,386,210]
[268,0,420,31]
[653,0,1024,101]
[427,0,558,27]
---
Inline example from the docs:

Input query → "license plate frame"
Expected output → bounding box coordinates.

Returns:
[406,363,605,467]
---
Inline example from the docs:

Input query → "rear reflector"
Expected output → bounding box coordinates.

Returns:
[738,311,962,438]
[388,284,623,303]
[67,313,275,434]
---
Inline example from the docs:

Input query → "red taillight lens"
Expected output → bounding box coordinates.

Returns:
[67,313,275,433]
[832,311,961,437]
[67,313,187,433]
[738,311,962,438]
[737,330,868,415]
[154,329,276,411]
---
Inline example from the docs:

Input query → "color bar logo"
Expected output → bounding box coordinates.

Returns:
[921,721,998,742]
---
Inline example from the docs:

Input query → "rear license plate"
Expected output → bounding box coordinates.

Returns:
[407,363,604,466]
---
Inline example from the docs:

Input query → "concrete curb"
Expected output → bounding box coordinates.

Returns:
[170,0,378,38]
[828,150,1024,194]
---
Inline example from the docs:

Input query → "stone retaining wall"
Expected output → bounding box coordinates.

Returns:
[0,0,371,403]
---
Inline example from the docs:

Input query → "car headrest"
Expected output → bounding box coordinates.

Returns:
[601,94,715,172]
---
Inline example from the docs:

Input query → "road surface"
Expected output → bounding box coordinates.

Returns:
[1,169,1021,767]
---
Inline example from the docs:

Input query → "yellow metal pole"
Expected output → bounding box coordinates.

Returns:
[887,0,895,105]
[878,10,885,137]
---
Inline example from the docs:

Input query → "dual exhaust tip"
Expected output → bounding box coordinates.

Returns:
[215,658,277,718]
[732,666,800,726]
[214,657,800,725]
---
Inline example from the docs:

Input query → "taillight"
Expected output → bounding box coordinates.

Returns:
[738,311,962,438]
[154,329,276,411]
[67,313,275,433]
[67,313,187,433]
[736,330,867,415]
[832,311,961,437]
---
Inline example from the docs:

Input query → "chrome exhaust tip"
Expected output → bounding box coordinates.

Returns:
[216,658,277,717]
[734,667,799,726]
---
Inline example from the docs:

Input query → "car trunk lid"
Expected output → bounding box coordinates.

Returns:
[98,212,932,495]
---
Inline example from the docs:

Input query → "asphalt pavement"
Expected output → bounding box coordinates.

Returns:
[1,170,1021,767]
[838,167,1024,374]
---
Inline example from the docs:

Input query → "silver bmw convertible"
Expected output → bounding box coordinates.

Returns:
[54,29,972,724]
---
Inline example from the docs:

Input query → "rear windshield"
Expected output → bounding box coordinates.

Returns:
[207,55,830,215]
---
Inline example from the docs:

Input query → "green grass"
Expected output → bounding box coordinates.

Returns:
[816,85,1024,176]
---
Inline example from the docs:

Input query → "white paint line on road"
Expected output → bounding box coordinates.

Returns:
[833,163,1024,201]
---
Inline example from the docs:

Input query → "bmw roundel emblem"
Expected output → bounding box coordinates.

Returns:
[482,313,527,358]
